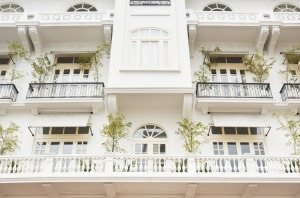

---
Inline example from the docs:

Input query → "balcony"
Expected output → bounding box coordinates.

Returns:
[280,83,300,101]
[0,84,18,102]
[25,83,105,114]
[195,83,274,114]
[1,154,300,182]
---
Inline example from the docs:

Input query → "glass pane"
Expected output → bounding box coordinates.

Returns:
[163,41,169,68]
[220,69,228,82]
[151,42,159,68]
[162,31,168,37]
[227,57,243,63]
[140,29,149,38]
[135,144,141,154]
[63,142,73,154]
[142,144,148,154]
[72,69,80,82]
[50,142,60,154]
[64,127,76,134]
[37,127,50,135]
[224,127,236,135]
[141,42,150,68]
[131,41,137,67]
[227,142,237,155]
[131,31,138,38]
[51,127,63,134]
[57,57,73,63]
[153,144,159,154]
[213,57,226,63]
[211,126,222,134]
[78,127,89,134]
[155,132,167,138]
[150,29,160,37]
[250,127,262,135]
[240,142,250,154]
[160,144,166,154]
[236,127,248,135]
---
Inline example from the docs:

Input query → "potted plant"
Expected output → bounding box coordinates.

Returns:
[175,118,209,172]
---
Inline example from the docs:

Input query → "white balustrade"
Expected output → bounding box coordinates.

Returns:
[274,13,300,23]
[38,12,108,23]
[0,155,299,178]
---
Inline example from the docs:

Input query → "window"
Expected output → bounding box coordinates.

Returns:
[34,127,90,155]
[133,124,167,154]
[203,3,232,11]
[130,0,171,6]
[0,57,10,65]
[0,70,7,84]
[52,68,90,83]
[274,4,300,12]
[210,56,243,64]
[0,3,24,13]
[130,28,170,70]
[67,3,97,12]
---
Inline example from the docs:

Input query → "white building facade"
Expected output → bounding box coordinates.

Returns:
[0,0,300,197]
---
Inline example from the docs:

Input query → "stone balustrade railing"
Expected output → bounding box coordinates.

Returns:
[0,11,113,25]
[0,154,300,178]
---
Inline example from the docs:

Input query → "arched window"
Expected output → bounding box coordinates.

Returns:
[0,3,24,13]
[203,3,232,11]
[130,28,170,69]
[273,3,300,12]
[133,124,167,154]
[67,3,97,12]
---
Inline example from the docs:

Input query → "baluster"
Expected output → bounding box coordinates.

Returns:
[144,158,148,172]
[238,158,245,173]
[224,158,231,173]
[68,157,76,173]
[29,159,36,173]
[182,158,187,173]
[54,158,61,173]
[233,159,238,173]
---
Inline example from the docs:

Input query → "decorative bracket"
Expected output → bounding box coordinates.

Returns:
[188,25,197,58]
[29,26,42,55]
[104,25,112,44]
[267,26,280,56]
[182,93,193,118]
[17,26,31,52]
[185,184,198,198]
[255,26,269,53]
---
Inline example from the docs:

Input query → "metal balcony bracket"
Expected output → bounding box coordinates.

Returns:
[265,127,272,137]
[28,127,35,136]
[89,126,94,136]
[185,184,198,198]
[104,183,116,198]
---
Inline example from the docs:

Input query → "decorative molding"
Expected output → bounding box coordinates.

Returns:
[104,25,112,44]
[104,183,116,198]
[17,26,31,52]
[188,25,197,58]
[241,184,258,198]
[256,26,269,53]
[185,184,198,198]
[29,26,42,55]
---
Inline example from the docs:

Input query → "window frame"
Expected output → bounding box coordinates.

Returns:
[0,3,24,13]
[203,3,232,11]
[273,3,300,12]
[129,28,171,70]
[67,3,97,12]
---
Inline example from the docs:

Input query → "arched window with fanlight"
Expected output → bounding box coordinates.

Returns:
[67,3,97,12]
[273,3,300,12]
[203,3,232,11]
[133,124,167,155]
[0,3,24,13]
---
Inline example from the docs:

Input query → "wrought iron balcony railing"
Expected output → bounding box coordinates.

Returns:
[0,154,300,179]
[196,82,273,98]
[130,0,171,6]
[26,82,104,99]
[0,84,19,102]
[280,83,300,101]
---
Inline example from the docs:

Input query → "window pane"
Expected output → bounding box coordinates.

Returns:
[250,127,262,135]
[151,42,159,68]
[78,127,89,134]
[213,57,226,63]
[211,126,222,134]
[153,144,159,154]
[224,127,236,135]
[236,127,248,135]
[227,142,237,155]
[38,127,50,135]
[227,57,243,63]
[51,127,64,134]
[50,142,60,154]
[240,142,250,154]
[63,142,73,154]
[0,58,10,64]
[140,29,149,38]
[64,127,76,134]
[163,41,168,68]
[141,42,150,68]
[160,144,166,154]
[57,57,74,63]
[142,144,148,154]
[131,41,137,67]
[150,29,160,37]
[135,144,141,153]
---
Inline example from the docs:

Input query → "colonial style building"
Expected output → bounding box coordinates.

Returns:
[0,0,300,197]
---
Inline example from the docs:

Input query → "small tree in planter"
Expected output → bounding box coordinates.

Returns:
[194,47,221,83]
[77,44,110,82]
[175,118,209,172]
[244,52,275,83]
[100,112,132,153]
[31,54,58,84]
[273,113,300,172]
[0,122,20,155]
[279,44,300,83]
[8,42,30,63]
